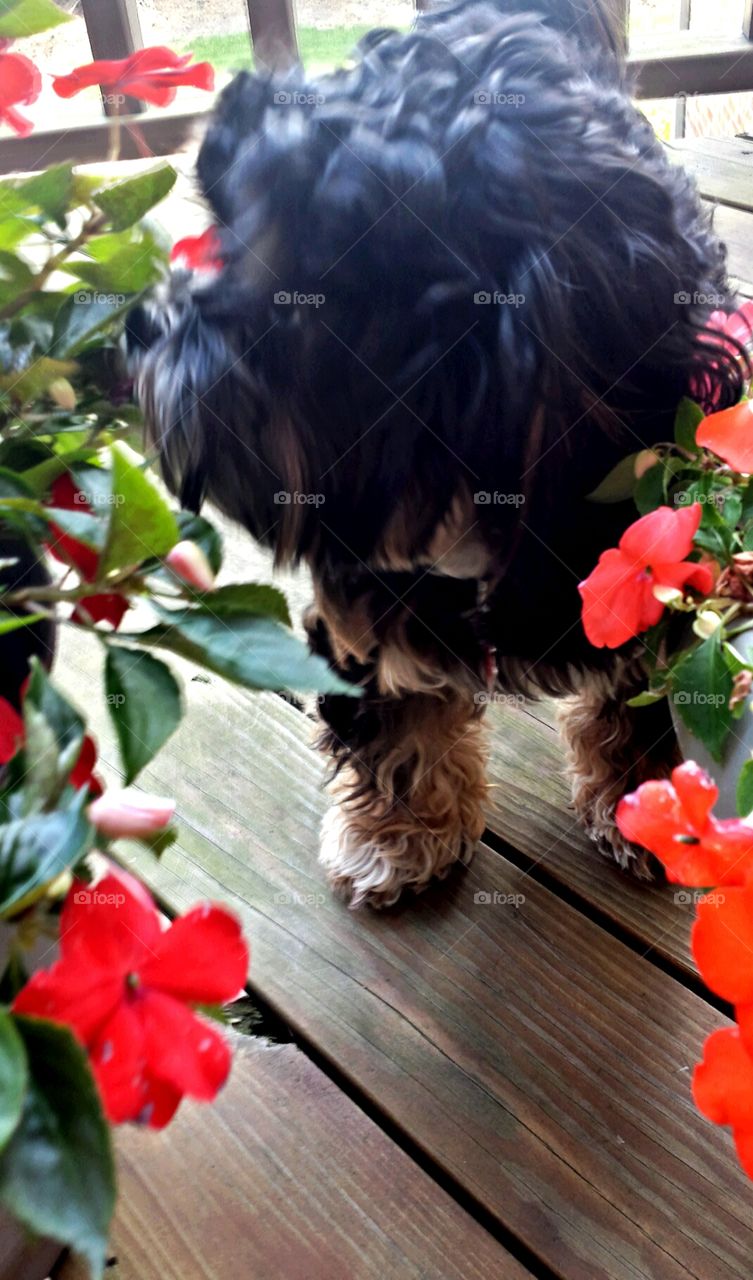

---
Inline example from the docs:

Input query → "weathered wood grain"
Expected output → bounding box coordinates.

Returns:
[667,137,753,213]
[483,702,697,977]
[56,1037,524,1280]
[56,631,753,1280]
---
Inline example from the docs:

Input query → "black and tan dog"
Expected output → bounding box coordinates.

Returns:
[130,0,746,906]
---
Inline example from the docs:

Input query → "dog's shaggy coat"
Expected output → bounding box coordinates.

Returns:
[132,0,746,905]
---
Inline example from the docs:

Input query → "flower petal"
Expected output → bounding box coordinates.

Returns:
[13,963,123,1045]
[140,904,248,1004]
[672,761,718,832]
[692,887,753,1002]
[619,502,701,565]
[87,790,175,840]
[59,870,161,971]
[693,1026,753,1127]
[0,53,41,110]
[0,696,24,765]
[90,1002,148,1124]
[697,401,753,473]
[578,549,651,648]
[141,991,231,1100]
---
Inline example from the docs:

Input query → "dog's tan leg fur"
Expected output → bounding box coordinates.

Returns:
[320,691,488,908]
[558,662,679,879]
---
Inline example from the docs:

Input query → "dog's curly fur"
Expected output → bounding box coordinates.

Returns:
[130,0,747,906]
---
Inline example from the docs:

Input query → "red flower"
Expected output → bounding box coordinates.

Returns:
[0,697,24,765]
[696,400,753,474]
[52,47,214,109]
[0,50,41,137]
[0,690,102,794]
[14,866,248,1127]
[578,503,713,649]
[46,474,128,629]
[693,1028,753,1178]
[170,228,223,274]
[692,885,753,1006]
[615,761,753,887]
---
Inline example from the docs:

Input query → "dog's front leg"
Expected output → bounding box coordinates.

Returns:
[558,657,680,878]
[304,590,488,909]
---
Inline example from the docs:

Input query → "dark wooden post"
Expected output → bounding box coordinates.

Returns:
[79,0,145,115]
[246,0,299,72]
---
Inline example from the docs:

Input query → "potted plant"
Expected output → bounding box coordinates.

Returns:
[0,5,357,1275]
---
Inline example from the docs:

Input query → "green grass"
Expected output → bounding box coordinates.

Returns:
[187,26,375,76]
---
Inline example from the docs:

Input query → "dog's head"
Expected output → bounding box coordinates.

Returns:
[130,0,744,577]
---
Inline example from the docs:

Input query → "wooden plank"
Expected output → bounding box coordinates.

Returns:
[630,36,753,98]
[483,703,698,976]
[55,632,753,1279]
[246,0,299,72]
[79,0,144,116]
[56,1037,525,1280]
[711,201,753,299]
[0,113,203,174]
[667,137,753,212]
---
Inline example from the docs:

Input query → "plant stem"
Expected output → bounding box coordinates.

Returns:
[0,211,107,325]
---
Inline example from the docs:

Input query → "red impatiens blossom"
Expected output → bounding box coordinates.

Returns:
[14,865,248,1128]
[46,473,128,629]
[52,47,214,109]
[706,302,753,356]
[170,228,223,274]
[0,48,41,137]
[615,761,753,887]
[696,400,753,475]
[0,693,102,795]
[693,1028,753,1178]
[164,539,216,591]
[578,503,713,649]
[692,885,753,1008]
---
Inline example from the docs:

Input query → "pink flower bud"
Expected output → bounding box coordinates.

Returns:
[88,791,175,839]
[165,540,215,593]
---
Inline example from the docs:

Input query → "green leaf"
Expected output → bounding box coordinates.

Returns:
[0,788,93,916]
[0,356,78,406]
[0,1017,115,1279]
[194,583,292,626]
[100,441,179,575]
[93,165,177,232]
[0,0,72,37]
[44,505,106,551]
[0,251,34,310]
[738,758,753,817]
[674,396,704,453]
[670,632,734,763]
[52,291,136,359]
[586,453,640,504]
[0,1011,27,1154]
[634,461,667,515]
[128,610,360,696]
[0,611,47,636]
[22,660,86,810]
[70,228,164,294]
[16,165,75,227]
[105,645,183,784]
[626,690,665,708]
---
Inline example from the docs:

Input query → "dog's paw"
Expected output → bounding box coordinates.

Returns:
[582,807,662,882]
[319,804,476,909]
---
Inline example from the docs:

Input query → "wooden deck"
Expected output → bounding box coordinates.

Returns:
[53,138,753,1280]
